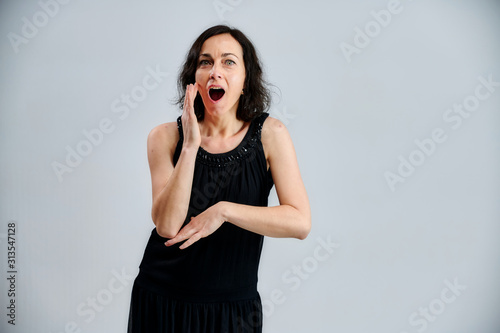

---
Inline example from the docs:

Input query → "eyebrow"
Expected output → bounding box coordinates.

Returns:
[199,53,239,59]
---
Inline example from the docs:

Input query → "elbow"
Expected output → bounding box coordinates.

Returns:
[295,215,311,240]
[151,209,179,239]
[296,226,310,240]
[156,226,178,239]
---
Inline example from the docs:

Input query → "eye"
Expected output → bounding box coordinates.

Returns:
[224,59,236,65]
[199,59,211,66]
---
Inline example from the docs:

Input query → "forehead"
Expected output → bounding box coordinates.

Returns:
[200,33,243,57]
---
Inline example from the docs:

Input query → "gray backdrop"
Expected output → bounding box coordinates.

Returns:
[1,0,500,332]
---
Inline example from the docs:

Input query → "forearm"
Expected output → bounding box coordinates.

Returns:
[153,146,198,238]
[220,202,311,240]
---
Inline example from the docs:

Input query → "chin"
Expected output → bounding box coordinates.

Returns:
[203,100,238,118]
[203,106,230,118]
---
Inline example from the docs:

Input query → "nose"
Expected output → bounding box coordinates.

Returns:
[209,64,222,80]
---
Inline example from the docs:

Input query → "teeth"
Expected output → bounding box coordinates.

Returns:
[210,87,223,90]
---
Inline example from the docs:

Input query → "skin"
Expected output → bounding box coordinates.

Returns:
[147,33,311,249]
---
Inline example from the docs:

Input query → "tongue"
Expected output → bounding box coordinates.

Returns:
[209,89,225,101]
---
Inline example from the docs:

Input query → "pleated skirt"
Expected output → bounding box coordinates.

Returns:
[127,280,263,333]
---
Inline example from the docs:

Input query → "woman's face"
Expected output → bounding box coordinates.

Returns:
[195,33,246,118]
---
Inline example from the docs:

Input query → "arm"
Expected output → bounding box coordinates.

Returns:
[150,84,201,238]
[165,116,311,249]
[221,117,310,238]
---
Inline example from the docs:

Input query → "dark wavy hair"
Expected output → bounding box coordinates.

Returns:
[176,25,271,122]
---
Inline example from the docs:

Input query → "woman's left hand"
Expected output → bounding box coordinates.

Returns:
[164,202,226,249]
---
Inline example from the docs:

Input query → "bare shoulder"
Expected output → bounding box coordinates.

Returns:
[147,121,180,156]
[261,115,294,160]
[262,115,285,130]
[262,115,292,144]
[261,115,289,141]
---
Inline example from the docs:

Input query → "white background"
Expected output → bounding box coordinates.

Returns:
[1,0,499,332]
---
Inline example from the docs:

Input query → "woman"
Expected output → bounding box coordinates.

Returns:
[128,25,311,332]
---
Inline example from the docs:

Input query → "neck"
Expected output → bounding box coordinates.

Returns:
[200,110,245,138]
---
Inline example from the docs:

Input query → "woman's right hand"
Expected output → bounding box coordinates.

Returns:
[181,83,201,149]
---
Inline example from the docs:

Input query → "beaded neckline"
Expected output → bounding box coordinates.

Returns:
[176,113,267,168]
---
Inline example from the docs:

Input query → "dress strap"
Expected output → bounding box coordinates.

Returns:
[252,113,269,141]
[176,116,183,141]
[173,117,184,166]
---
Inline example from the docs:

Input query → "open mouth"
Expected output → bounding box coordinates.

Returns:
[209,87,225,102]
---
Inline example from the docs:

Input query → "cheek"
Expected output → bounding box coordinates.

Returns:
[229,74,246,92]
[195,71,203,83]
[195,72,208,95]
[195,68,211,82]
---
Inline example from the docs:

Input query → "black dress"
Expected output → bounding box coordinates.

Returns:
[128,113,273,333]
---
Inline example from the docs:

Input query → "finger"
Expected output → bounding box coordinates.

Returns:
[183,84,189,111]
[187,84,197,115]
[164,236,180,247]
[183,84,194,114]
[192,82,198,101]
[179,232,202,250]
